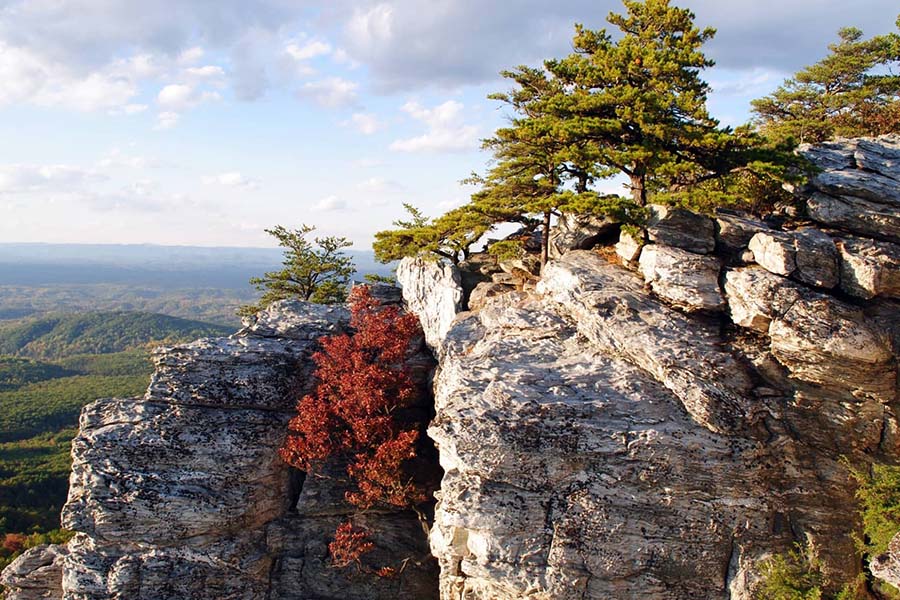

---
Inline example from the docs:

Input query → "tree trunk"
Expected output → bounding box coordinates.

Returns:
[540,210,551,270]
[630,172,647,206]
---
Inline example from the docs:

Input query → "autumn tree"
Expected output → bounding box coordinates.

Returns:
[239,225,354,316]
[280,286,431,572]
[752,18,900,145]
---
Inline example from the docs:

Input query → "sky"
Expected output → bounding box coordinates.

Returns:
[0,0,897,249]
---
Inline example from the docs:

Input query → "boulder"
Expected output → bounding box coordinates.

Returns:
[548,213,619,258]
[853,135,900,178]
[396,257,465,352]
[797,139,857,171]
[813,169,900,207]
[837,236,900,300]
[638,245,724,312]
[724,267,895,402]
[468,281,516,311]
[748,229,839,288]
[806,192,900,244]
[646,204,716,254]
[615,229,643,264]
[715,210,770,253]
[0,544,67,600]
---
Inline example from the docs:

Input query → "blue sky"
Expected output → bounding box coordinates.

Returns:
[0,0,897,248]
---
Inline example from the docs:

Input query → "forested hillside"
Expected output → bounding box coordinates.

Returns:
[0,311,235,573]
[0,312,231,359]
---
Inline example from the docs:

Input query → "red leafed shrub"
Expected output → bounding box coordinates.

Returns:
[280,285,429,572]
[329,521,375,569]
[1,533,26,555]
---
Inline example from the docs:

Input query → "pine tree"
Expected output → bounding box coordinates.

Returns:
[238,225,354,316]
[752,18,900,144]
[373,204,492,265]
[543,0,725,206]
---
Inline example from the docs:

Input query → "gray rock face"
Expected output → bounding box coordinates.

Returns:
[801,136,900,243]
[548,213,619,258]
[646,204,716,254]
[837,235,900,299]
[397,258,464,352]
[397,248,897,600]
[0,545,68,600]
[724,267,895,402]
[638,244,724,312]
[8,299,437,600]
[715,211,770,253]
[748,229,839,288]
[871,532,900,589]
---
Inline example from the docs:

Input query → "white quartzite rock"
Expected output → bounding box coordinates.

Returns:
[724,267,895,402]
[646,204,716,254]
[615,229,643,264]
[748,229,839,288]
[638,244,724,312]
[0,544,68,600]
[17,298,438,600]
[397,257,465,352]
[871,532,900,590]
[397,249,895,600]
[836,235,900,299]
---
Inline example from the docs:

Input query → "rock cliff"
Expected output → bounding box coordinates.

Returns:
[401,135,899,599]
[2,299,437,600]
[2,135,899,599]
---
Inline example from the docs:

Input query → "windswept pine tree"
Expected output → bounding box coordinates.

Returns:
[752,18,900,145]
[239,225,354,316]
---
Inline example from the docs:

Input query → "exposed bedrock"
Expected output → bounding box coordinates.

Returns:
[3,300,438,600]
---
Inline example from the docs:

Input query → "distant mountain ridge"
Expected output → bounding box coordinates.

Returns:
[0,243,390,288]
[0,312,232,359]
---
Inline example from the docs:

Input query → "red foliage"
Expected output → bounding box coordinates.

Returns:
[329,521,375,569]
[279,286,429,572]
[1,533,26,555]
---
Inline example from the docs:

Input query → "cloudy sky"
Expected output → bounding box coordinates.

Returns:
[1,0,897,248]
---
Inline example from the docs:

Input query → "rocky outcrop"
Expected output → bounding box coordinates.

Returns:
[800,135,900,243]
[395,138,899,599]
[0,545,68,600]
[6,136,899,600]
[7,299,437,600]
[638,244,724,312]
[396,258,464,351]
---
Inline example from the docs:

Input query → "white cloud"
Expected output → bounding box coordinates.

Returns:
[346,112,384,135]
[0,42,140,111]
[297,77,359,108]
[285,39,331,61]
[312,195,347,211]
[201,171,260,190]
[183,65,226,83]
[96,149,154,169]
[0,164,104,193]
[347,4,395,48]
[390,100,479,153]
[155,111,180,130]
[178,46,205,65]
[110,103,149,115]
[157,83,220,111]
[356,177,403,193]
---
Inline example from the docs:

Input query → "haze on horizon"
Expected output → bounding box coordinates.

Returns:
[0,0,897,249]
